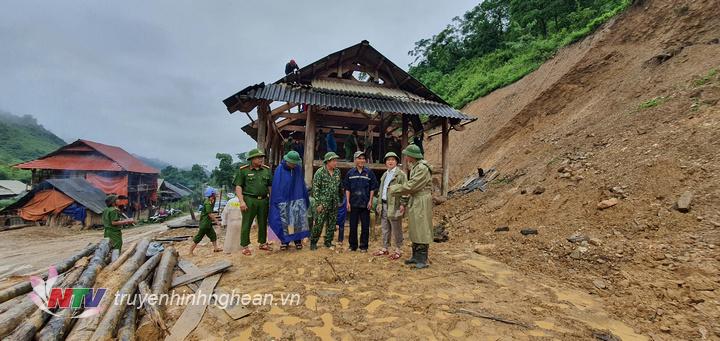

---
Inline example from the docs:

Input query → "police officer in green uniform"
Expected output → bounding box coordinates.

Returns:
[189,187,223,255]
[234,148,273,255]
[102,194,134,251]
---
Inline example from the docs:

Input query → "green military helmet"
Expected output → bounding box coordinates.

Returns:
[284,150,302,165]
[323,152,340,163]
[402,144,424,159]
[247,148,266,160]
[383,151,399,162]
[105,194,118,206]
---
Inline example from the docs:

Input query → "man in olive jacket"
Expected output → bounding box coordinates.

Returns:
[389,144,433,269]
[374,152,407,260]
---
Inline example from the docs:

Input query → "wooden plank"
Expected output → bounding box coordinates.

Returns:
[177,260,250,320]
[441,118,450,197]
[171,261,231,288]
[165,274,221,341]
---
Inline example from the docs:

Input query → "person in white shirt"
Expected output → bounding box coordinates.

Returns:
[373,152,408,260]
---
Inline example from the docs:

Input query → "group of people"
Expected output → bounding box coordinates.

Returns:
[100,141,434,269]
[191,143,434,269]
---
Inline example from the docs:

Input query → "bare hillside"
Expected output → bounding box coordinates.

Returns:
[426,0,720,338]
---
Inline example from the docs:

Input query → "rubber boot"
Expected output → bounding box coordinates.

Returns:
[415,244,429,269]
[404,243,418,265]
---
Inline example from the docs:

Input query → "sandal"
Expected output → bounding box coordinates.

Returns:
[280,244,289,251]
[242,248,252,256]
[213,248,223,253]
[373,249,389,256]
[389,252,402,260]
[259,243,273,251]
[295,244,303,250]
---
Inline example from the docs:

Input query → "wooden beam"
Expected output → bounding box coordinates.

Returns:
[271,103,298,116]
[304,106,316,186]
[401,115,409,172]
[441,118,450,197]
[256,103,270,150]
[281,125,380,137]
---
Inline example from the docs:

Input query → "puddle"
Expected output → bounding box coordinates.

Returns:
[230,328,252,340]
[339,297,350,309]
[268,305,285,315]
[262,321,282,339]
[534,320,570,333]
[308,313,335,341]
[462,254,514,285]
[305,295,317,310]
[365,299,385,314]
[279,316,303,325]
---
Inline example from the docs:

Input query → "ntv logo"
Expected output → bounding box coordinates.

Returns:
[28,266,106,318]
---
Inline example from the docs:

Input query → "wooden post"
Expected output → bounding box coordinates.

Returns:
[401,115,409,172]
[379,112,385,161]
[257,103,269,150]
[401,115,409,149]
[441,118,450,197]
[304,106,315,186]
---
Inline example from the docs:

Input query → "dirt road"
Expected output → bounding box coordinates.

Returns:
[150,227,649,340]
[0,215,188,283]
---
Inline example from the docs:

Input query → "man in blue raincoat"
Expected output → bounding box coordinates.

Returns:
[269,151,310,250]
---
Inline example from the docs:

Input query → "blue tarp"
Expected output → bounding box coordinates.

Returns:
[62,202,87,222]
[269,160,310,244]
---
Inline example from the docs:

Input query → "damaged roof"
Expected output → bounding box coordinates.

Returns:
[223,40,474,122]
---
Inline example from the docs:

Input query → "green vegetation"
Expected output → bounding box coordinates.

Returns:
[408,0,632,108]
[0,111,66,181]
[638,96,666,110]
[692,68,718,87]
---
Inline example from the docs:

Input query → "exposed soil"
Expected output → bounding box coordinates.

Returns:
[3,0,719,339]
[423,0,720,339]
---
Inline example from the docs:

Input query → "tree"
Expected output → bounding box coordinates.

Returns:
[211,153,235,191]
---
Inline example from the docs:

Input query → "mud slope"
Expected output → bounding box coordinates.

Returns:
[426,0,720,338]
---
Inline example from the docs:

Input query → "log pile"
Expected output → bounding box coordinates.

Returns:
[0,237,234,341]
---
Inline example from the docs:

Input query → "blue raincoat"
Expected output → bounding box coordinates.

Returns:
[269,160,310,243]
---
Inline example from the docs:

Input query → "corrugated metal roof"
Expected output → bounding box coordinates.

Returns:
[0,180,28,195]
[310,79,425,101]
[1,177,107,214]
[15,139,159,174]
[45,178,107,214]
[240,83,474,120]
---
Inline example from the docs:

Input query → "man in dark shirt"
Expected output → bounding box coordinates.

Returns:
[343,151,379,252]
[285,59,299,75]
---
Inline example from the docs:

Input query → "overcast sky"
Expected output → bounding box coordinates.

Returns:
[0,0,476,168]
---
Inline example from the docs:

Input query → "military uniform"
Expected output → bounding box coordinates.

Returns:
[389,145,433,269]
[193,198,217,244]
[102,206,123,250]
[311,152,342,248]
[234,161,273,247]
